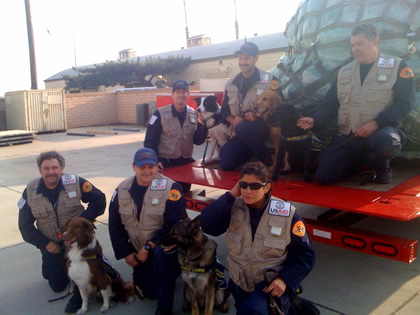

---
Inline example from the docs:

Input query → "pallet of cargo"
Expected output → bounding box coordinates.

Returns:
[0,130,36,146]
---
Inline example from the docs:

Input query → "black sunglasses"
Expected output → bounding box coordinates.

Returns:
[239,181,267,190]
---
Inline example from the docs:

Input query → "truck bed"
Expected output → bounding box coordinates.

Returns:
[161,157,420,221]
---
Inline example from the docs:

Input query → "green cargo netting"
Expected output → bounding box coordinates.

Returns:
[270,0,420,156]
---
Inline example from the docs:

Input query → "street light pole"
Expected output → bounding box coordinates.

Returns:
[24,0,38,89]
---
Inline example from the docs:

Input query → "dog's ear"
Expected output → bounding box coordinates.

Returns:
[190,215,201,229]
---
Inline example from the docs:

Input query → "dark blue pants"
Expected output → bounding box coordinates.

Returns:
[220,120,271,171]
[315,127,404,185]
[133,247,180,312]
[40,248,69,292]
[159,157,194,192]
[229,280,291,315]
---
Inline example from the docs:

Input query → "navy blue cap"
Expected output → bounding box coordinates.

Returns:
[133,148,158,167]
[172,80,189,91]
[236,42,259,56]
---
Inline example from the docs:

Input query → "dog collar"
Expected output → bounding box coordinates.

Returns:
[282,133,310,142]
[180,260,217,273]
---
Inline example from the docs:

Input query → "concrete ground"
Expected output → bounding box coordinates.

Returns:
[0,125,418,315]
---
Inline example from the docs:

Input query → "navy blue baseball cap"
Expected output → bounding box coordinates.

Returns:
[172,80,189,91]
[133,148,158,167]
[236,42,259,56]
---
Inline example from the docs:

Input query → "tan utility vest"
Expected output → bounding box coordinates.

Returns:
[226,196,295,292]
[226,69,274,117]
[26,175,84,242]
[117,173,174,251]
[337,54,401,135]
[157,105,198,159]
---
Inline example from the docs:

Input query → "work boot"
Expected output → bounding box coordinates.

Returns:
[374,168,393,184]
[64,286,82,313]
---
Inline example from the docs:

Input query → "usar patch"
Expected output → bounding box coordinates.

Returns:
[149,115,158,125]
[82,181,93,192]
[292,220,306,237]
[17,197,26,210]
[399,66,414,79]
[168,189,181,201]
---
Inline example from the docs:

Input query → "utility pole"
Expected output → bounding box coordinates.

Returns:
[234,0,239,40]
[24,0,38,89]
[183,0,190,46]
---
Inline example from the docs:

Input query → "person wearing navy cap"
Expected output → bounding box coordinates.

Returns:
[144,80,207,192]
[220,42,283,171]
[108,148,185,315]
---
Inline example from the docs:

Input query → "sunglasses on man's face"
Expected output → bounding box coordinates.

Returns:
[238,181,267,190]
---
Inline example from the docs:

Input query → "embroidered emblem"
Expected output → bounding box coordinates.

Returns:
[189,114,197,124]
[292,221,306,237]
[168,189,182,201]
[399,66,414,79]
[111,189,117,202]
[149,115,158,125]
[17,197,26,210]
[270,79,280,90]
[268,200,291,216]
[82,181,93,193]
[151,178,167,190]
[377,57,395,68]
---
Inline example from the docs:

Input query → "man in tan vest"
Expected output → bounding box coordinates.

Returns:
[220,42,283,171]
[108,148,185,315]
[18,150,106,313]
[298,24,415,184]
[144,80,207,192]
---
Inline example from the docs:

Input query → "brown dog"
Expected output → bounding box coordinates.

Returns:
[162,216,230,315]
[64,217,134,314]
[254,90,290,174]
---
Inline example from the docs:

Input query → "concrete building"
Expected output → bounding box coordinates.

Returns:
[44,32,288,92]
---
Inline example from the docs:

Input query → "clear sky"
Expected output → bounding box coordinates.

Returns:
[0,0,302,96]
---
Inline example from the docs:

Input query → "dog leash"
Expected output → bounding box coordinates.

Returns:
[264,269,284,315]
[48,281,73,302]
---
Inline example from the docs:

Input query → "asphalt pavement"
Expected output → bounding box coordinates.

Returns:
[0,125,418,314]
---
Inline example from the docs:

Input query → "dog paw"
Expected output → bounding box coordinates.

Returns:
[76,308,88,315]
[100,305,109,313]
[218,301,229,313]
[125,296,135,305]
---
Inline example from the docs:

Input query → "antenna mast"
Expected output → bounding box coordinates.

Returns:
[183,0,189,44]
[234,0,239,39]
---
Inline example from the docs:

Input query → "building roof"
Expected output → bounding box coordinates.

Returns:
[45,32,288,82]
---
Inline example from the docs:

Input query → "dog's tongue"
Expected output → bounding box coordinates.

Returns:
[163,244,177,253]
[64,238,76,246]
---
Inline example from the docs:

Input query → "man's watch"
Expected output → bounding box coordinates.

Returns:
[144,243,152,252]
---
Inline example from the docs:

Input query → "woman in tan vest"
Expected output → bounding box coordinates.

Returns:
[201,162,315,314]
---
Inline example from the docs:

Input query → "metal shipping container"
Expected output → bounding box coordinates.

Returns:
[5,89,66,132]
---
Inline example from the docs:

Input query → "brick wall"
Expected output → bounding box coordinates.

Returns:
[65,92,118,128]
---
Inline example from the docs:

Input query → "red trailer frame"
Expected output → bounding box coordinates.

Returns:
[161,161,418,263]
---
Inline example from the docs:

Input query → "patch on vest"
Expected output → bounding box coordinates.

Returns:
[189,114,197,124]
[149,115,158,125]
[259,73,269,83]
[268,200,291,216]
[62,174,77,185]
[377,57,395,68]
[399,66,414,79]
[17,197,26,210]
[151,178,167,190]
[168,189,182,201]
[111,189,117,202]
[67,191,77,198]
[82,181,93,192]
[270,79,279,90]
[292,220,306,237]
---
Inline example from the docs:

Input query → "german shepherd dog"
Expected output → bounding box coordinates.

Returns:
[162,216,230,315]
[267,103,318,182]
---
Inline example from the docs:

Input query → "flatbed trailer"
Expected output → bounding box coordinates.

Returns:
[161,159,419,264]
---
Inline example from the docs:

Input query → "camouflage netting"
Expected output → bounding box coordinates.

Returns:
[270,0,420,157]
